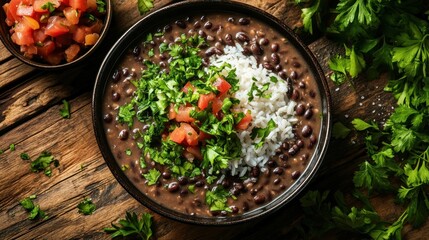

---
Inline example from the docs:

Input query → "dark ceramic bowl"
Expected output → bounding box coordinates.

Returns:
[0,0,112,70]
[92,1,331,225]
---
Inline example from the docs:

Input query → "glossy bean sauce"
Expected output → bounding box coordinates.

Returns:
[102,13,321,216]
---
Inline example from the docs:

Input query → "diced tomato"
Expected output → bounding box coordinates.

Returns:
[198,93,216,110]
[84,33,99,45]
[45,16,69,37]
[56,33,73,47]
[169,126,186,144]
[11,22,34,45]
[33,28,47,43]
[198,131,212,143]
[175,106,195,123]
[211,97,223,115]
[63,7,80,25]
[33,0,60,13]
[168,104,177,120]
[16,4,34,17]
[37,40,55,57]
[182,123,199,146]
[213,77,231,95]
[72,26,86,43]
[86,0,97,11]
[84,19,103,34]
[65,44,80,62]
[69,0,87,11]
[6,0,21,22]
[186,146,203,160]
[182,82,195,94]
[44,51,63,65]
[21,44,38,57]
[236,111,253,130]
[22,16,40,30]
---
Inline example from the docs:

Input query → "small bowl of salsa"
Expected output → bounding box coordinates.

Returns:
[0,0,112,69]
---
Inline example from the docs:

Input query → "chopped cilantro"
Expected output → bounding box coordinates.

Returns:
[205,187,232,212]
[30,151,58,177]
[143,168,161,185]
[148,48,154,57]
[9,143,15,151]
[20,153,30,160]
[188,185,196,193]
[77,198,96,215]
[86,13,96,22]
[137,0,154,15]
[250,119,277,149]
[60,100,71,119]
[104,212,153,240]
[19,195,47,220]
[121,164,129,171]
[41,2,55,13]
[96,0,106,13]
[125,149,132,156]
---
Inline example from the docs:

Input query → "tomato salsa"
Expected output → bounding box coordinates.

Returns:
[2,0,106,64]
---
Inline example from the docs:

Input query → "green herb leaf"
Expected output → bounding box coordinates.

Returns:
[41,2,55,13]
[104,212,153,240]
[332,122,351,139]
[205,187,232,212]
[143,168,161,185]
[96,0,106,13]
[30,151,58,177]
[9,143,15,151]
[20,153,30,160]
[60,100,71,119]
[137,0,154,15]
[19,195,47,220]
[77,198,96,215]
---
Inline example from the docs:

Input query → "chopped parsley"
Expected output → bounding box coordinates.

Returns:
[137,0,154,15]
[20,153,30,160]
[104,212,153,240]
[143,168,161,185]
[30,151,58,177]
[19,195,47,220]
[77,198,96,215]
[125,149,132,156]
[205,187,232,212]
[247,78,271,102]
[60,100,70,119]
[96,0,106,13]
[41,2,55,13]
[9,143,15,151]
[250,119,277,149]
[148,48,154,57]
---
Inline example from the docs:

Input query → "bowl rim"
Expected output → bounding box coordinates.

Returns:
[0,0,112,70]
[92,0,332,225]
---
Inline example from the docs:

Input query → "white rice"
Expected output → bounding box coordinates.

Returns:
[209,44,297,176]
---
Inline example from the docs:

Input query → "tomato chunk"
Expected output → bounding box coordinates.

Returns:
[182,81,195,94]
[198,93,216,110]
[45,16,70,37]
[168,104,177,120]
[65,44,80,62]
[182,123,199,146]
[37,40,56,57]
[211,97,223,115]
[198,131,212,143]
[213,77,231,95]
[11,22,34,46]
[186,146,203,160]
[69,0,87,11]
[63,7,80,25]
[84,33,99,45]
[236,111,252,130]
[175,106,195,123]
[169,126,186,144]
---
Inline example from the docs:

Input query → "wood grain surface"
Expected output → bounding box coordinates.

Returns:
[0,0,427,239]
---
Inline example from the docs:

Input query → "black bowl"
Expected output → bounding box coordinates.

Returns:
[92,1,331,225]
[0,0,112,70]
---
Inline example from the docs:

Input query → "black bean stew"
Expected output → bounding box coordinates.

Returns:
[102,13,321,216]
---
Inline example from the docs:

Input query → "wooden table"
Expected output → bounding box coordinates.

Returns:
[1,0,427,239]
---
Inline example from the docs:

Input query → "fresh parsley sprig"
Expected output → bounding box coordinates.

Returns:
[104,212,153,240]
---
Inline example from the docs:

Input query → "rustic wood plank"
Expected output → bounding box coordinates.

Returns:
[0,58,35,89]
[0,41,12,62]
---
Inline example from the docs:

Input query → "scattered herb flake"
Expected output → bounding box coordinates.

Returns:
[60,100,71,119]
[137,0,154,15]
[143,168,160,185]
[41,2,55,13]
[77,198,96,215]
[9,144,15,151]
[20,153,30,160]
[19,195,47,220]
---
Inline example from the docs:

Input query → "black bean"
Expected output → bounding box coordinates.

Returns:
[291,89,300,100]
[279,154,288,161]
[178,176,188,185]
[175,20,186,29]
[212,25,220,32]
[259,38,269,46]
[224,33,234,45]
[274,178,281,185]
[193,199,202,207]
[122,68,129,77]
[288,147,297,156]
[279,70,288,80]
[273,167,283,175]
[302,153,309,161]
[103,113,112,123]
[302,125,313,137]
[204,21,212,29]
[206,35,214,41]
[242,202,249,211]
[112,69,121,83]
[220,210,228,216]
[230,205,239,213]
[271,53,280,65]
[231,187,240,196]
[228,17,235,23]
[282,142,290,150]
[236,32,249,42]
[118,130,129,140]
[214,47,223,55]
[163,24,172,32]
[275,64,282,72]
[238,17,250,25]
[167,182,180,192]
[210,210,220,216]
[309,90,316,98]
[297,140,304,148]
[162,171,171,179]
[132,46,140,56]
[291,171,301,180]
[193,20,201,28]
[290,71,298,80]
[304,109,313,119]
[222,179,231,188]
[251,166,260,177]
[198,30,207,38]
[299,82,306,89]
[275,148,282,154]
[271,43,279,52]
[279,184,286,190]
[292,61,301,68]
[233,182,244,191]
[309,134,317,145]
[205,47,216,57]
[267,160,277,167]
[254,194,266,204]
[195,180,205,187]
[263,62,273,70]
[112,92,120,102]
[180,189,188,196]
[250,188,258,196]
[242,46,252,56]
[295,103,305,116]
[250,42,263,55]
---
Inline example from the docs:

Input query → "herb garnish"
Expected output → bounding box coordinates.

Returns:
[96,0,106,13]
[20,153,30,160]
[250,119,277,149]
[142,168,161,185]
[205,187,232,212]
[77,198,96,215]
[41,2,55,13]
[137,0,154,15]
[294,0,429,238]
[60,100,70,119]
[104,212,153,240]
[19,195,47,220]
[29,151,59,177]
[9,143,15,151]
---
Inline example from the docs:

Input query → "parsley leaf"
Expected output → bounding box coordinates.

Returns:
[205,187,232,212]
[20,153,30,160]
[9,143,15,151]
[41,2,56,13]
[77,198,96,215]
[19,195,47,220]
[250,119,277,149]
[60,100,71,119]
[142,168,161,185]
[96,0,106,13]
[332,121,351,139]
[30,151,58,177]
[104,212,153,240]
[137,0,154,15]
